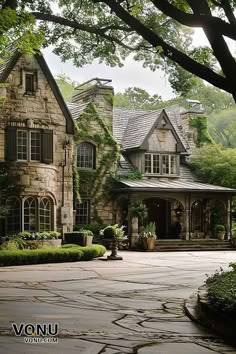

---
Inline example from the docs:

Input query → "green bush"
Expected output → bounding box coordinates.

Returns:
[15,231,61,240]
[0,248,83,267]
[0,245,106,267]
[74,223,104,237]
[100,224,125,239]
[61,244,80,248]
[215,225,225,232]
[206,266,236,314]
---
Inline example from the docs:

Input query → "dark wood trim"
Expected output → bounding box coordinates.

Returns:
[140,110,186,153]
[0,52,21,82]
[36,53,74,135]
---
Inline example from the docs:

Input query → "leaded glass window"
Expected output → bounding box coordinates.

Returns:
[24,197,37,232]
[39,197,52,231]
[76,200,90,225]
[77,143,95,169]
[30,131,41,161]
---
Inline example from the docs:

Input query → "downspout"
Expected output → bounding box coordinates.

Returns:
[62,140,69,207]
[189,194,191,241]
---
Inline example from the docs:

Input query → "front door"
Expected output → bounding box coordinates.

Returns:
[145,198,172,239]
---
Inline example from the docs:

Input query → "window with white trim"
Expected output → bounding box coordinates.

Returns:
[75,200,90,225]
[24,197,37,232]
[16,130,41,162]
[39,197,52,231]
[144,153,178,176]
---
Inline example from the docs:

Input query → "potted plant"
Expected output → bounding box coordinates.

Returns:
[100,224,125,260]
[80,229,94,246]
[215,224,226,240]
[141,222,157,251]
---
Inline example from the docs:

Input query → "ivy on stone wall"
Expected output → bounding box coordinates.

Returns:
[116,169,142,181]
[74,102,120,216]
[189,116,214,147]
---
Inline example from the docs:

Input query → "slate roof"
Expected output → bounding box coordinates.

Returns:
[67,102,89,119]
[113,105,191,152]
[114,179,236,193]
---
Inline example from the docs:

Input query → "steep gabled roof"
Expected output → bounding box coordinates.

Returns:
[113,105,190,152]
[0,46,74,134]
[0,46,20,82]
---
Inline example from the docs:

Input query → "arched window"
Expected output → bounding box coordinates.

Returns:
[24,197,37,232]
[191,200,203,232]
[39,197,52,231]
[6,197,21,234]
[77,143,95,169]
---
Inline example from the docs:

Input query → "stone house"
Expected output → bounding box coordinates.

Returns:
[70,80,235,245]
[0,50,235,243]
[0,49,74,235]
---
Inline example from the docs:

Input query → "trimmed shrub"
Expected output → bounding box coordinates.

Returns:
[206,267,236,314]
[0,245,106,267]
[61,244,80,248]
[10,231,61,241]
[0,248,83,267]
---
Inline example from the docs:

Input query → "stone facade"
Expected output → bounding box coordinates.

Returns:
[72,85,118,225]
[0,54,74,234]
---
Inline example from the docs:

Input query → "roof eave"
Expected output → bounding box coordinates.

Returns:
[112,186,236,194]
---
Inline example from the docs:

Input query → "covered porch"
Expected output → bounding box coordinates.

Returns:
[113,179,236,247]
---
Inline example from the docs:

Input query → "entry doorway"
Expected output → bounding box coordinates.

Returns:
[144,198,183,239]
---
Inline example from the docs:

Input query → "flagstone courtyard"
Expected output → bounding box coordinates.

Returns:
[0,251,236,354]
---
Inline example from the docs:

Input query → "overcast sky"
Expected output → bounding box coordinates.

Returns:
[43,28,211,100]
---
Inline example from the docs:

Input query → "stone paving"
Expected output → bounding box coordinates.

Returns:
[0,251,236,353]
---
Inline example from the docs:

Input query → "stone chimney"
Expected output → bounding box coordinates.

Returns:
[72,78,114,132]
[179,102,206,151]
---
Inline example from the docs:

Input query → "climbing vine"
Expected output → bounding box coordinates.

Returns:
[189,116,214,147]
[74,102,120,217]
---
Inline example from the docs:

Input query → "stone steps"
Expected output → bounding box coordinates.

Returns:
[155,240,234,252]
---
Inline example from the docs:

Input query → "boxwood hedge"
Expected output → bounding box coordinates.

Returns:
[206,264,236,315]
[0,245,106,267]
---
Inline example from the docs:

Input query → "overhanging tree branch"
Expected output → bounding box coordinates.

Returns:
[151,0,236,40]
[92,0,230,93]
[32,12,137,51]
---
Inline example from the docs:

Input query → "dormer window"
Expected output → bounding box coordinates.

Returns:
[145,153,178,176]
[24,70,37,95]
[77,142,96,169]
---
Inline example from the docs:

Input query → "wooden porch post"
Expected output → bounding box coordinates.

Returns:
[184,194,190,240]
[226,197,231,240]
[131,216,139,247]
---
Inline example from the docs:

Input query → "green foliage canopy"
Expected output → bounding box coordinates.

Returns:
[190,144,236,188]
[2,0,236,99]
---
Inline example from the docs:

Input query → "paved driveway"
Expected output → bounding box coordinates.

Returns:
[0,251,236,354]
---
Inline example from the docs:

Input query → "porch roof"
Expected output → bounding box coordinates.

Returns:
[113,179,236,194]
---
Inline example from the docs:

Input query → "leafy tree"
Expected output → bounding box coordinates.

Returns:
[184,78,234,114]
[1,1,236,100]
[208,107,236,148]
[55,74,78,102]
[114,87,162,110]
[190,144,236,188]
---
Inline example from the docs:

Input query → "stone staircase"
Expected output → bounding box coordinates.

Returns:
[155,239,235,252]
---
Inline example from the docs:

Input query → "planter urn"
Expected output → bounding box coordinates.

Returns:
[217,232,225,241]
[146,238,156,251]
